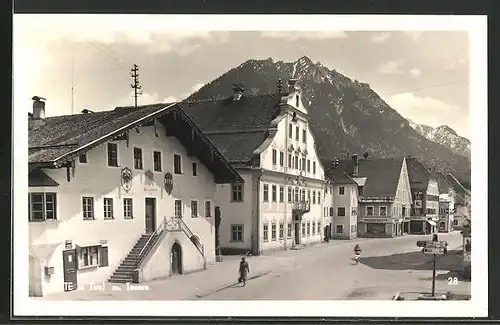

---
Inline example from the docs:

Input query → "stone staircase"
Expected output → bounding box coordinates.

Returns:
[108,233,161,283]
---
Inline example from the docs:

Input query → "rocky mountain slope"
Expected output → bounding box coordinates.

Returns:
[408,120,471,159]
[187,56,471,185]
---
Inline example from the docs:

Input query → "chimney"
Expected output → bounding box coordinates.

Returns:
[32,96,46,119]
[232,83,244,100]
[29,96,46,130]
[352,154,359,177]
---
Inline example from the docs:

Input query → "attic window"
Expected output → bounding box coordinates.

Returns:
[79,153,88,163]
[296,95,299,107]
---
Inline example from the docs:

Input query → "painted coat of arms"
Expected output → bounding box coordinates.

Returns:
[120,167,132,192]
[164,172,173,195]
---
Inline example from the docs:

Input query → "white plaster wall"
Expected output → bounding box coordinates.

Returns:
[214,172,254,251]
[29,124,217,295]
[332,184,358,238]
[141,230,206,282]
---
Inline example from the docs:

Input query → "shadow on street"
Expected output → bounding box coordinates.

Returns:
[359,249,463,271]
[419,270,470,283]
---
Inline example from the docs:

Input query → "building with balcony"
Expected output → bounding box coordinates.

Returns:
[436,172,455,232]
[182,80,326,254]
[28,97,242,297]
[406,157,440,234]
[445,174,471,230]
[322,160,359,240]
[335,155,412,238]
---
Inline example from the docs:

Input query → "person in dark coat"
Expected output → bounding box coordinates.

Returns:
[238,257,250,286]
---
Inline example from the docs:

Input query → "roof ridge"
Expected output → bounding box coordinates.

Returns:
[182,93,283,104]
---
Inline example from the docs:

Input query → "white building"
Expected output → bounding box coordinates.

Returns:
[445,174,471,230]
[322,160,359,239]
[436,172,455,232]
[28,97,242,296]
[183,80,326,255]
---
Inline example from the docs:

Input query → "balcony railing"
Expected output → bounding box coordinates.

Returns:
[292,200,311,215]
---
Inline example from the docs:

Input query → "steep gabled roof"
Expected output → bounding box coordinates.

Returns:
[181,94,286,164]
[321,159,357,185]
[435,172,451,194]
[336,158,404,198]
[28,103,243,184]
[445,173,470,195]
[405,157,434,191]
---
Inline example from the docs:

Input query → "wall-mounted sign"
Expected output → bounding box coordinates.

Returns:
[164,172,174,195]
[65,240,72,249]
[121,167,132,192]
[366,218,387,223]
[144,170,154,183]
[414,200,422,208]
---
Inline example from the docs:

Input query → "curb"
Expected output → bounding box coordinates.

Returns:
[193,271,272,299]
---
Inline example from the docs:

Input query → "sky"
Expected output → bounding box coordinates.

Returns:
[14,15,470,138]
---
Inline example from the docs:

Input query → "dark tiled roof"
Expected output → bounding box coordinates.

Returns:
[435,172,451,194]
[28,103,243,184]
[405,157,433,191]
[321,159,357,184]
[336,158,404,198]
[445,174,470,195]
[29,104,168,163]
[181,94,285,163]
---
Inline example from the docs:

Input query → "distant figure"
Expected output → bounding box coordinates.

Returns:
[354,244,362,264]
[238,257,250,286]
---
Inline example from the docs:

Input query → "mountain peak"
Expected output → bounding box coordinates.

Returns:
[297,56,313,66]
[435,125,458,136]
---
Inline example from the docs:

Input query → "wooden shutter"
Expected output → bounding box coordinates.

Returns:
[100,246,109,267]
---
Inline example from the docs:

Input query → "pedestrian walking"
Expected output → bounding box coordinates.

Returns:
[238,256,250,287]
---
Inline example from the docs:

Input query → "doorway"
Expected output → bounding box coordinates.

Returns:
[294,222,301,245]
[62,249,78,292]
[170,242,182,275]
[145,198,156,233]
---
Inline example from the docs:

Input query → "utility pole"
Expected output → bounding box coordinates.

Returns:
[130,64,142,107]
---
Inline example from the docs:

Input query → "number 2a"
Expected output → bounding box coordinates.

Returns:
[447,277,459,285]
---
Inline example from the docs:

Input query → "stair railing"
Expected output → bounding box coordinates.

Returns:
[176,217,205,257]
[135,216,168,269]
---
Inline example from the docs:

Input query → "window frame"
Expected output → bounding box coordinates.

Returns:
[231,183,244,202]
[279,151,284,167]
[379,206,387,216]
[107,142,119,167]
[302,129,307,143]
[28,192,57,221]
[192,162,198,176]
[272,149,277,165]
[103,197,114,220]
[288,123,293,139]
[295,126,299,141]
[271,223,277,241]
[174,199,183,218]
[263,184,269,202]
[279,223,284,240]
[337,207,346,217]
[366,206,374,216]
[153,150,162,172]
[123,198,133,219]
[78,152,88,164]
[82,196,95,220]
[336,224,344,234]
[133,147,143,170]
[230,224,244,242]
[263,223,269,242]
[279,186,284,203]
[271,185,277,202]
[339,186,345,195]
[173,154,182,175]
[190,200,198,218]
[287,222,292,238]
[205,200,212,218]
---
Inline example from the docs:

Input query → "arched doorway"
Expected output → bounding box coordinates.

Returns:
[170,242,182,276]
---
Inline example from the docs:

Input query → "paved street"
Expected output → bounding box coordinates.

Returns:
[199,232,469,300]
[38,232,469,301]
